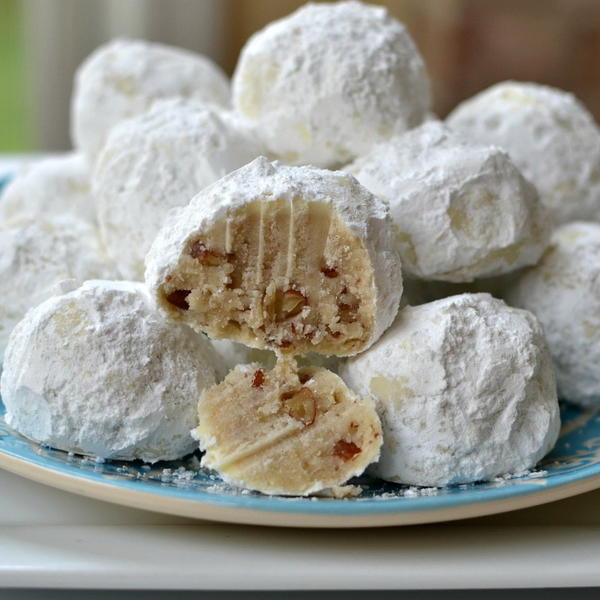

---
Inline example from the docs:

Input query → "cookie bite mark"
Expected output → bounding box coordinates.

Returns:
[193,358,382,496]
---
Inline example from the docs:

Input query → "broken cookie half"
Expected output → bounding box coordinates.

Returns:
[193,358,382,496]
[145,157,403,356]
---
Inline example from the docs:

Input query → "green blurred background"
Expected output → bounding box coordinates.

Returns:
[1,0,599,153]
[1,0,30,151]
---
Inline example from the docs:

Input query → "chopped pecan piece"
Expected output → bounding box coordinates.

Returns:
[252,369,265,388]
[298,371,313,384]
[278,289,307,320]
[326,326,342,339]
[165,289,191,310]
[333,439,361,460]
[190,241,222,266]
[321,265,339,278]
[281,387,317,426]
[266,288,308,322]
[337,287,359,323]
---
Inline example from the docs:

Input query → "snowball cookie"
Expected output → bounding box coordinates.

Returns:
[347,122,552,282]
[194,357,381,495]
[447,81,600,226]
[340,293,560,487]
[0,153,95,226]
[1,280,219,462]
[0,216,112,358]
[92,99,261,281]
[232,1,430,167]
[146,157,403,357]
[72,38,231,164]
[506,222,600,406]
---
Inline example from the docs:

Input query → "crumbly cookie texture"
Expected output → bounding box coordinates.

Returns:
[1,280,219,462]
[92,98,261,281]
[145,157,403,356]
[71,38,230,164]
[0,216,113,358]
[194,357,382,495]
[0,153,95,226]
[447,81,600,226]
[505,222,600,406]
[232,1,430,167]
[347,121,552,282]
[340,293,560,487]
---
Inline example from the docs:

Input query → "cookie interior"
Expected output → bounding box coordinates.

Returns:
[194,358,382,495]
[159,197,376,355]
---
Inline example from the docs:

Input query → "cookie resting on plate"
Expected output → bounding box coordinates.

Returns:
[194,357,382,495]
[341,293,560,487]
[1,280,219,462]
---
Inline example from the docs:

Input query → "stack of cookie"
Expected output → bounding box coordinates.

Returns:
[2,1,599,496]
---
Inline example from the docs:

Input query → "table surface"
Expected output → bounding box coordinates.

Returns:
[1,154,599,592]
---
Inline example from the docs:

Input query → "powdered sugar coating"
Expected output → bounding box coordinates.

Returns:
[92,99,262,281]
[71,38,231,164]
[233,1,430,167]
[0,153,95,226]
[505,222,600,406]
[347,122,552,282]
[0,216,113,358]
[447,81,600,225]
[1,280,218,462]
[145,156,403,354]
[340,293,560,487]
